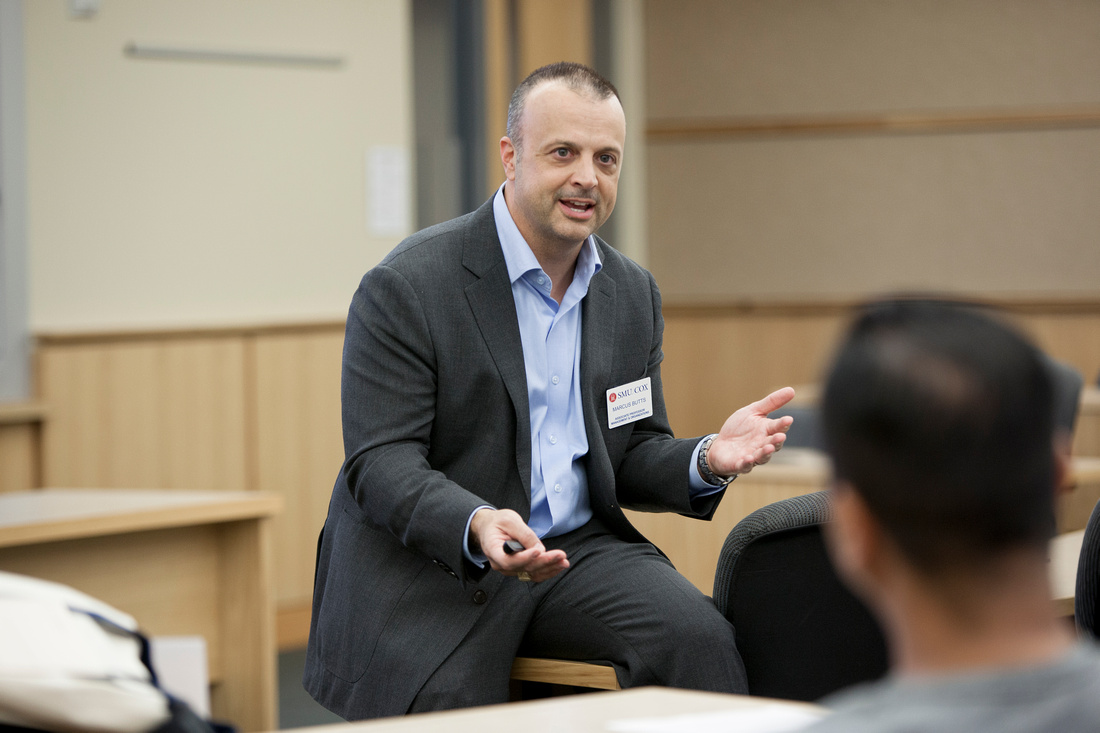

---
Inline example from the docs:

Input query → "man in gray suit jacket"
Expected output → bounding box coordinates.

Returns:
[304,62,794,719]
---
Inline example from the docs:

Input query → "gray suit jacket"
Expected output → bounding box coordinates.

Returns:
[304,198,722,718]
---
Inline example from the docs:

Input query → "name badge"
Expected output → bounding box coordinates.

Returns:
[606,377,654,429]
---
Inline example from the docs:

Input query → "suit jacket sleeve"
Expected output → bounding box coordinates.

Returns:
[340,263,492,583]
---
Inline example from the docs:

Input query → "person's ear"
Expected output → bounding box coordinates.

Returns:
[500,137,517,180]
[1052,431,1072,501]
[825,481,884,599]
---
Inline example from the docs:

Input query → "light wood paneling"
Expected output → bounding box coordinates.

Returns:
[215,515,277,730]
[0,403,46,493]
[483,0,513,199]
[661,302,1100,440]
[252,328,344,609]
[276,601,313,650]
[0,425,37,493]
[1016,311,1100,383]
[1076,388,1100,458]
[661,306,848,438]
[0,403,45,494]
[38,337,248,490]
[515,0,592,76]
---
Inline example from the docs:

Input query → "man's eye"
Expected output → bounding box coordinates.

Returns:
[599,154,616,165]
[554,148,570,157]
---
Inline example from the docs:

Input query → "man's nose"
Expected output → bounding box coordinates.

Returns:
[570,158,598,189]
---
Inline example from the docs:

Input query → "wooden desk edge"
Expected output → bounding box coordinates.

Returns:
[0,491,283,548]
[274,687,826,733]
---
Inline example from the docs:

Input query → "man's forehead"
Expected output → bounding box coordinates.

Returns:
[518,81,626,142]
[524,79,621,112]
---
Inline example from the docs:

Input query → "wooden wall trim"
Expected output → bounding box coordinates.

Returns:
[662,296,1100,319]
[0,402,47,425]
[30,296,1100,343]
[648,106,1100,142]
[34,320,346,347]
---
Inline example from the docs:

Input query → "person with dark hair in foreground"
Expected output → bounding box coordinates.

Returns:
[303,61,794,719]
[804,299,1100,732]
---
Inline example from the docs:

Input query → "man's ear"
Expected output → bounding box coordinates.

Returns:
[1052,431,1072,501]
[500,136,517,180]
[825,481,884,600]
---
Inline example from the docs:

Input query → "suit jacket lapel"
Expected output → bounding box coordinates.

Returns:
[581,256,617,496]
[462,202,533,498]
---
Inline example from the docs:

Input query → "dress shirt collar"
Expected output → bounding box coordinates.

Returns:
[493,184,602,288]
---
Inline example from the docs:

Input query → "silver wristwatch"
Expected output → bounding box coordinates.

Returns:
[698,435,736,487]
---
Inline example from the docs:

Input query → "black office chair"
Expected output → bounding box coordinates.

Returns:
[766,405,824,450]
[713,491,889,702]
[1042,354,1084,435]
[1076,499,1100,639]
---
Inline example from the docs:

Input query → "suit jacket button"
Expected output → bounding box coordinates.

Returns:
[472,589,488,605]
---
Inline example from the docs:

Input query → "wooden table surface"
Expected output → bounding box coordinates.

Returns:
[282,687,826,733]
[0,489,282,731]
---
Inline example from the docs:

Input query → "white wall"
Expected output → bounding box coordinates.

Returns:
[26,0,413,331]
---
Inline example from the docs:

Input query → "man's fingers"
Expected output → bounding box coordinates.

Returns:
[751,386,796,416]
[532,562,569,583]
[506,549,569,583]
[527,552,570,582]
[771,415,794,433]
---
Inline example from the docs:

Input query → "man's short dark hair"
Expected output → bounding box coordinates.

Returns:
[821,299,1058,573]
[506,62,620,152]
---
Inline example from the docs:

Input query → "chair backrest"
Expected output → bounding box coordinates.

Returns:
[1076,499,1100,638]
[1041,354,1083,434]
[713,491,889,702]
[766,405,824,450]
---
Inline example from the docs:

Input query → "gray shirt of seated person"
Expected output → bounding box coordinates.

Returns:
[803,642,1100,733]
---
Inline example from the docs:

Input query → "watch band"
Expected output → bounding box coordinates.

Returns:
[698,435,736,487]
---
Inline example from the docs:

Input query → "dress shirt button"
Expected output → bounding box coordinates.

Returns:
[472,590,488,605]
[551,375,560,385]
[554,483,563,493]
[549,435,557,445]
[536,276,546,285]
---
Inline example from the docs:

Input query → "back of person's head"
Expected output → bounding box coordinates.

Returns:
[821,298,1057,575]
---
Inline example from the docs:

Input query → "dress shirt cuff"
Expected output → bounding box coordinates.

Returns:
[689,434,727,497]
[463,504,495,567]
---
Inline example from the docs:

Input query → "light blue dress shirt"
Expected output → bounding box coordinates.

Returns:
[462,188,723,559]
[493,188,599,538]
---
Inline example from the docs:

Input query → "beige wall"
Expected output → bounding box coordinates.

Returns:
[15,1,1100,641]
[25,0,412,331]
[645,0,1100,303]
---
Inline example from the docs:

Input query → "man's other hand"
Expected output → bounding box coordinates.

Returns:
[470,508,569,583]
